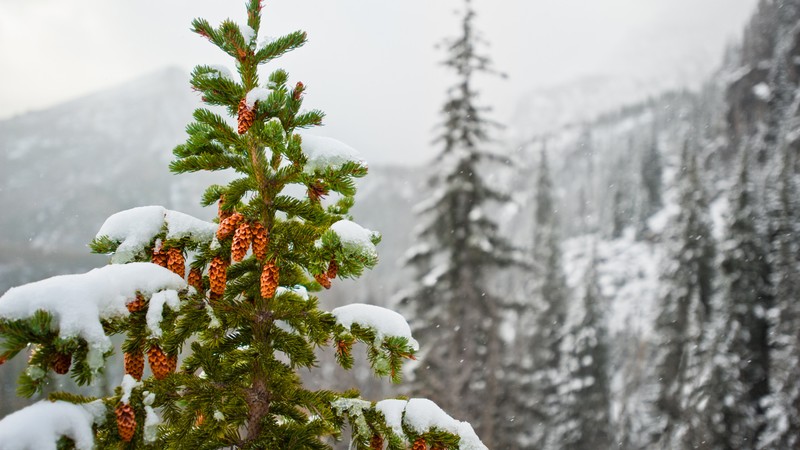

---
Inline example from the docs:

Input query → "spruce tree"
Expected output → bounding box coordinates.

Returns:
[550,252,612,449]
[0,3,488,449]
[522,148,570,449]
[651,142,716,448]
[717,149,772,447]
[401,0,519,447]
[638,128,663,237]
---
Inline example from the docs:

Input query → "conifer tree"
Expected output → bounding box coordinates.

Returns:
[760,147,800,449]
[550,252,612,449]
[651,142,716,448]
[522,148,570,449]
[0,3,488,449]
[638,129,663,237]
[716,149,772,447]
[401,0,519,447]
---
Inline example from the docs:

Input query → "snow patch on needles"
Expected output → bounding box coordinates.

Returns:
[120,374,140,404]
[96,206,216,263]
[205,65,235,82]
[0,400,106,450]
[375,399,407,440]
[403,398,487,450]
[330,219,379,259]
[245,87,271,108]
[0,263,186,369]
[331,303,419,351]
[299,133,366,173]
[146,290,180,338]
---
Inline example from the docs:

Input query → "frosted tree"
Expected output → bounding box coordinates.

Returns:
[401,0,519,447]
[637,128,663,238]
[549,253,612,449]
[0,2,488,449]
[518,148,571,449]
[651,142,716,448]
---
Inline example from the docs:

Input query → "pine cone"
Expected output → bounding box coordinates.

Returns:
[231,221,253,262]
[315,273,332,290]
[151,248,168,268]
[260,260,279,299]
[327,259,339,279]
[251,221,268,260]
[217,213,244,240]
[147,345,176,380]
[51,352,71,375]
[124,352,144,381]
[195,412,205,427]
[127,294,146,313]
[188,267,203,291]
[411,438,427,450]
[167,247,185,276]
[115,403,137,442]
[209,257,229,296]
[370,434,384,450]
[238,98,256,134]
[0,355,6,366]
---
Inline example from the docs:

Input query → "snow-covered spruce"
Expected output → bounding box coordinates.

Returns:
[0,263,186,369]
[0,400,106,450]
[94,205,216,263]
[328,219,380,260]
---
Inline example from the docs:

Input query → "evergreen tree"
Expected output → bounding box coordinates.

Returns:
[716,149,773,447]
[639,129,663,224]
[520,148,571,448]
[760,147,800,449]
[0,3,487,449]
[651,142,716,448]
[401,0,518,447]
[550,251,612,449]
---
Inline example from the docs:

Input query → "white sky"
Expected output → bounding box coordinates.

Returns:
[0,0,758,164]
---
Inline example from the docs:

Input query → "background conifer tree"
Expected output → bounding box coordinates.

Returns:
[401,0,519,447]
[0,3,488,449]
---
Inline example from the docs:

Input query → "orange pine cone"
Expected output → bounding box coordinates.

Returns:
[209,257,228,296]
[327,259,339,279]
[115,403,137,442]
[260,260,279,299]
[315,273,332,290]
[124,352,144,381]
[251,221,268,260]
[195,412,205,427]
[217,213,243,240]
[237,98,256,134]
[167,247,185,276]
[127,294,146,313]
[370,434,384,450]
[411,438,427,450]
[51,352,71,375]
[231,221,253,262]
[147,345,176,380]
[188,267,203,291]
[151,248,168,268]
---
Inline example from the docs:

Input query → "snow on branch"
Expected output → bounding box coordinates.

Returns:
[332,303,418,351]
[0,400,106,450]
[329,219,380,261]
[94,205,217,263]
[299,133,367,173]
[0,263,186,369]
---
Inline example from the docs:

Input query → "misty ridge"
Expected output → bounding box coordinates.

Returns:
[1,0,799,449]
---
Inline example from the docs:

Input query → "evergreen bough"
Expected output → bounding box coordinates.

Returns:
[0,2,486,449]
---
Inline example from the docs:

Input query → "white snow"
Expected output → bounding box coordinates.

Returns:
[299,133,366,173]
[120,374,140,404]
[753,82,771,101]
[240,23,256,45]
[403,398,487,450]
[275,285,309,300]
[96,206,217,263]
[329,220,378,259]
[256,35,277,52]
[205,65,235,82]
[331,303,419,351]
[0,400,105,450]
[245,87,271,108]
[143,405,161,443]
[0,263,186,369]
[375,399,407,439]
[145,290,180,338]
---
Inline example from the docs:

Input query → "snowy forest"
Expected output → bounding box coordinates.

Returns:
[1,0,800,449]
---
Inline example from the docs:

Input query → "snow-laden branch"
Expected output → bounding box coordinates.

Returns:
[0,400,106,450]
[299,133,367,173]
[0,263,186,368]
[332,303,418,351]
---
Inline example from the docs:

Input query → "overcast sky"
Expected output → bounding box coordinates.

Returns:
[0,0,758,164]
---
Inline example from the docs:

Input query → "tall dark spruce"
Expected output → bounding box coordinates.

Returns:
[402,0,518,447]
